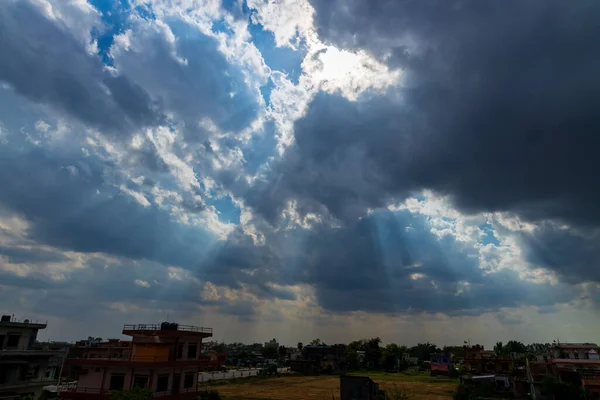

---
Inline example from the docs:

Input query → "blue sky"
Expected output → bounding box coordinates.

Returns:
[1,0,600,347]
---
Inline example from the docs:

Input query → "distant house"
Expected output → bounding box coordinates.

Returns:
[462,345,512,374]
[290,345,347,375]
[430,353,452,376]
[551,342,599,360]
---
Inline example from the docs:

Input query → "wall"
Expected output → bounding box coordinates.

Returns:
[77,366,199,393]
[133,344,170,362]
[0,325,39,350]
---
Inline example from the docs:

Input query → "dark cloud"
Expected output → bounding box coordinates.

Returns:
[0,245,67,264]
[250,0,600,230]
[520,223,600,284]
[290,210,575,315]
[192,209,576,315]
[0,145,215,270]
[0,0,160,135]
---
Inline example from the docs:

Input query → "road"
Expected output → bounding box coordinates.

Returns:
[198,368,289,382]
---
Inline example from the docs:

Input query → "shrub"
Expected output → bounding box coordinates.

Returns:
[198,389,221,400]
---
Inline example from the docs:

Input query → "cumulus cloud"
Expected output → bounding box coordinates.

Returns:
[1,0,599,342]
[0,0,160,135]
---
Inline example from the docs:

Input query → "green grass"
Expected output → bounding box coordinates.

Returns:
[349,369,459,384]
[221,397,272,400]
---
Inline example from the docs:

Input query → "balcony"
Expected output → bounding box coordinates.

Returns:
[0,349,66,357]
[64,354,223,369]
[0,378,58,390]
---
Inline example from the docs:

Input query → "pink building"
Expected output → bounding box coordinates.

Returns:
[61,323,225,400]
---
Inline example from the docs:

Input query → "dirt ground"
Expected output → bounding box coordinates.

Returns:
[211,374,457,400]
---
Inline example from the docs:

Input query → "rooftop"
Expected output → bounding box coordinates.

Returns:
[0,315,47,329]
[553,343,598,349]
[122,322,212,337]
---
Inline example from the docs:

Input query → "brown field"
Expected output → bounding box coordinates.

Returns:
[207,372,458,400]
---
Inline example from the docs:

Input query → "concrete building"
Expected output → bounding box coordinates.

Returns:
[551,342,599,360]
[0,315,67,400]
[61,322,225,400]
[462,345,513,374]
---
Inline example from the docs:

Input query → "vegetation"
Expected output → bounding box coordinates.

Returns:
[108,388,152,400]
[213,373,456,400]
[261,344,278,359]
[198,389,222,400]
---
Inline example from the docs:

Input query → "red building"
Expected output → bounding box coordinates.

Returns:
[461,345,513,374]
[61,323,225,400]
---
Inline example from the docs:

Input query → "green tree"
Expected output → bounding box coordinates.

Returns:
[365,337,383,369]
[347,349,359,370]
[297,342,303,351]
[504,340,527,356]
[409,342,440,361]
[381,343,404,371]
[262,344,278,359]
[278,345,287,359]
[308,338,325,346]
[494,341,504,356]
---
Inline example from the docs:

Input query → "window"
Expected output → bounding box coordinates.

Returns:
[133,375,149,388]
[575,352,580,359]
[177,344,183,359]
[6,334,20,348]
[109,374,125,390]
[156,375,169,392]
[187,344,197,359]
[183,373,194,389]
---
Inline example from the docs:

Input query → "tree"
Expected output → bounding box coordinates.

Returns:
[381,343,403,371]
[494,341,504,356]
[347,349,359,370]
[504,340,527,356]
[409,342,440,361]
[262,344,278,359]
[109,388,152,400]
[278,345,287,359]
[364,337,383,369]
[309,338,325,346]
[297,342,303,351]
[213,342,226,354]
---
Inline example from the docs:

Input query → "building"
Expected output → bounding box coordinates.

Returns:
[527,343,600,399]
[0,315,67,400]
[551,342,599,360]
[290,345,347,375]
[461,345,513,375]
[340,375,384,400]
[430,353,452,376]
[61,322,225,400]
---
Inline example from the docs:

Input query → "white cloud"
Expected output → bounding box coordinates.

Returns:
[134,279,151,288]
[246,0,314,48]
[119,184,151,207]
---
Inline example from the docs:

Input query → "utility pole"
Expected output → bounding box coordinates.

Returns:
[55,344,70,399]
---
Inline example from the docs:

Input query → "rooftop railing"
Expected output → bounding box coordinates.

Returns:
[123,324,212,334]
[68,354,219,362]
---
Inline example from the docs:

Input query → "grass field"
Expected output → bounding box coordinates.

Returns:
[205,370,458,400]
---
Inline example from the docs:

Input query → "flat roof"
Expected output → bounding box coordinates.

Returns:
[0,321,47,329]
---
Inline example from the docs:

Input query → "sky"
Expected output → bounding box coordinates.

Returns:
[1,0,600,348]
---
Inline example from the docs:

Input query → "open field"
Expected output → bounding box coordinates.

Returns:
[206,371,458,400]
